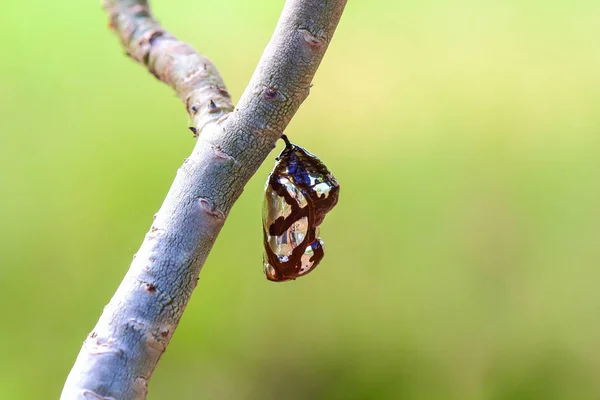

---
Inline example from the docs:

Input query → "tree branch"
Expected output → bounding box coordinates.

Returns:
[103,0,233,133]
[61,0,346,398]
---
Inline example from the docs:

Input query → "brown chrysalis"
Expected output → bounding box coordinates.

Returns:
[262,135,340,282]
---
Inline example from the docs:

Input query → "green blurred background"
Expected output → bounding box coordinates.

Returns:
[2,0,600,398]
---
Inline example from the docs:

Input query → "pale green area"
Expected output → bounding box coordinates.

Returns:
[2,0,600,398]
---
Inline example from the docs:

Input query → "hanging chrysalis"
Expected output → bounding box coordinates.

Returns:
[262,135,340,282]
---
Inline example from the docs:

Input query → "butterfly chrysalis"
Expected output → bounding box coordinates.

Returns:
[262,135,340,282]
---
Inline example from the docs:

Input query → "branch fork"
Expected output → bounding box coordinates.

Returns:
[62,0,346,398]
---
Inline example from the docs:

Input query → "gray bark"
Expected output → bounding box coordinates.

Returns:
[61,0,347,398]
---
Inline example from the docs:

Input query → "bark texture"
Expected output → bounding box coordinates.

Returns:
[103,0,233,132]
[61,0,346,398]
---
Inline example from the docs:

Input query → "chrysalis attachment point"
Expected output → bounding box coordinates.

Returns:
[262,135,340,282]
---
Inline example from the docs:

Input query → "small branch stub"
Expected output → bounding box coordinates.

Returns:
[198,198,225,221]
[300,29,326,49]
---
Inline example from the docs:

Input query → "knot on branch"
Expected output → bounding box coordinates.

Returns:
[208,99,219,113]
[263,86,280,100]
[144,282,157,293]
[299,29,326,49]
[198,198,226,221]
[146,325,174,352]
[210,144,236,164]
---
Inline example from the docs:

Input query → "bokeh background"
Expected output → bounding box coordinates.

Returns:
[2,0,600,398]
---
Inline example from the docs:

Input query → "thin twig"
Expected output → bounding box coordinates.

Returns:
[61,0,346,398]
[104,0,233,133]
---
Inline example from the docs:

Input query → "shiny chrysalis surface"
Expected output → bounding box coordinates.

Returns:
[262,135,340,282]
